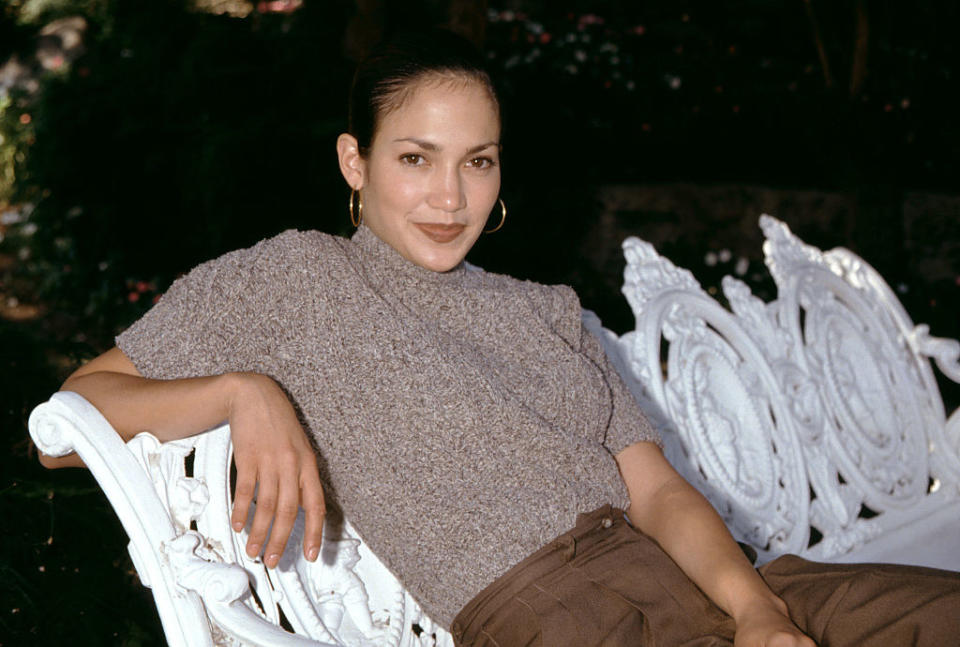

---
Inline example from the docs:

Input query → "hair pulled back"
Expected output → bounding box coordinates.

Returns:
[348,28,500,156]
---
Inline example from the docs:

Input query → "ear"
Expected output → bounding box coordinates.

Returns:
[336,133,366,191]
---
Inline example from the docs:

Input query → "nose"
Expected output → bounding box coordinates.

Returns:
[427,166,466,212]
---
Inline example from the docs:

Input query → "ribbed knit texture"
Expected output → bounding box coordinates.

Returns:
[116,225,659,627]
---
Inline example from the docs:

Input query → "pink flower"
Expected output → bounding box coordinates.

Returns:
[128,292,140,303]
[257,0,301,13]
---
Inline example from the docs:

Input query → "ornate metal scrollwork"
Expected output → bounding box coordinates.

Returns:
[618,215,960,564]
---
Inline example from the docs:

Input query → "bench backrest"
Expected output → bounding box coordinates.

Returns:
[597,215,960,564]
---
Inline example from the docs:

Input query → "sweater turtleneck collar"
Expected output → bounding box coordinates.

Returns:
[350,224,468,293]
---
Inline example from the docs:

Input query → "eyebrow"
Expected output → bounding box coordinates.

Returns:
[393,138,499,155]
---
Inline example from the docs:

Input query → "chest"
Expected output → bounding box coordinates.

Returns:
[296,278,612,444]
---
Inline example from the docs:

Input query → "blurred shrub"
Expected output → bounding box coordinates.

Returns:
[483,2,959,188]
[476,1,959,333]
[0,0,957,346]
[1,0,354,348]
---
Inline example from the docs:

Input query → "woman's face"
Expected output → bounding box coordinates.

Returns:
[346,78,501,272]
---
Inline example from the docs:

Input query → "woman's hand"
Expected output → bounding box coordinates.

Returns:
[732,599,817,647]
[51,348,325,568]
[225,372,326,568]
[617,443,817,646]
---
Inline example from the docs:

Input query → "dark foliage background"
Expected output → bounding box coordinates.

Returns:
[1,0,957,644]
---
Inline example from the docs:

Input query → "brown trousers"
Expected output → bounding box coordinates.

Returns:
[451,505,960,647]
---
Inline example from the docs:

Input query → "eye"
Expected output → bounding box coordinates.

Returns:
[399,153,425,166]
[467,156,496,169]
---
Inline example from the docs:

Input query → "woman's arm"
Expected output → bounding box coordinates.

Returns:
[616,442,816,647]
[41,347,325,568]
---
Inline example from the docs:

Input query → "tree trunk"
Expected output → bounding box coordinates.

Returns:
[447,0,488,47]
[343,0,385,62]
[343,0,488,61]
[849,0,870,99]
[803,0,834,89]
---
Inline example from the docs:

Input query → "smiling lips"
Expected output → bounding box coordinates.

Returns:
[414,222,467,243]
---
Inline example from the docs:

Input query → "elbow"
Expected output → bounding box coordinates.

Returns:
[37,450,61,469]
[59,370,86,394]
[36,449,85,469]
[39,381,83,468]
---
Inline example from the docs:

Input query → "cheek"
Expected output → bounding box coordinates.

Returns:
[469,173,501,210]
[372,168,423,212]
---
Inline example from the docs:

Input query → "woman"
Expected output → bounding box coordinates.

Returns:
[41,29,958,646]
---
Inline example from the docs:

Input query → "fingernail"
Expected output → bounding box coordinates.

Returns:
[307,546,319,561]
[247,543,260,556]
[232,521,243,532]
[267,553,279,567]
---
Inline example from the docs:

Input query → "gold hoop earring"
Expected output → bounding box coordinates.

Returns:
[484,198,506,234]
[349,189,363,227]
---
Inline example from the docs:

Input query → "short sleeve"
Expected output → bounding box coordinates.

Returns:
[579,318,662,455]
[116,245,261,380]
[115,230,326,381]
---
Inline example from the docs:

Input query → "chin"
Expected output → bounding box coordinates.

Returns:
[411,244,469,273]
[405,233,478,272]
[417,255,462,273]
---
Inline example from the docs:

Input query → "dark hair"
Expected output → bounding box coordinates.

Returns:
[348,28,500,156]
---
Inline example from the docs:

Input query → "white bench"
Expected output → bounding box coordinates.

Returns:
[29,215,960,646]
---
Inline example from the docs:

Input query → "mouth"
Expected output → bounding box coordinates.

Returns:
[414,223,467,244]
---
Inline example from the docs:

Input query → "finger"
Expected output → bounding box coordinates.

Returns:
[263,475,300,569]
[300,463,326,561]
[247,472,278,559]
[231,460,257,533]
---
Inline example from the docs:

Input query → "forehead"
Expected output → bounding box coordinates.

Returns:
[374,77,500,145]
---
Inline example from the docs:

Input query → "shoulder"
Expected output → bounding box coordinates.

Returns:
[198,229,347,278]
[160,229,350,306]
[468,262,577,302]
[237,229,345,268]
[467,263,582,326]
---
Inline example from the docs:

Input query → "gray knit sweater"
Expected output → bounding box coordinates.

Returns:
[116,225,659,627]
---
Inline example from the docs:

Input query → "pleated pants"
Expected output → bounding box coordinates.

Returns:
[451,505,960,647]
